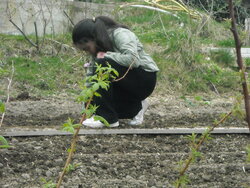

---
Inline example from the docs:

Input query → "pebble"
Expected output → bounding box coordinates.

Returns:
[202,174,212,182]
[55,158,63,165]
[45,170,52,177]
[35,168,42,175]
[21,173,30,179]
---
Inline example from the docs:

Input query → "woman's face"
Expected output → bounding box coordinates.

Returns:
[75,39,97,56]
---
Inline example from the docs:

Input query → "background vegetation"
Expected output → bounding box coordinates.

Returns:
[0,0,250,99]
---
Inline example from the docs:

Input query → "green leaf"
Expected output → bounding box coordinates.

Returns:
[0,136,9,146]
[94,92,101,97]
[185,133,197,142]
[0,145,11,149]
[98,81,109,90]
[92,83,100,91]
[203,101,211,105]
[0,101,5,113]
[72,124,81,128]
[67,148,76,153]
[62,118,75,133]
[41,178,56,188]
[0,136,11,149]
[194,96,202,101]
[112,69,119,77]
[86,89,94,98]
[62,126,74,134]
[94,115,109,127]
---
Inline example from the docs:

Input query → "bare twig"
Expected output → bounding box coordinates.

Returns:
[9,19,38,49]
[228,0,250,130]
[63,10,75,26]
[0,61,14,128]
[34,21,40,52]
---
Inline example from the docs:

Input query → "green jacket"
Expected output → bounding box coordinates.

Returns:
[86,27,159,77]
[105,27,159,72]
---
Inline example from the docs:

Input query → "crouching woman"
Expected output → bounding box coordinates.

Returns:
[72,16,159,128]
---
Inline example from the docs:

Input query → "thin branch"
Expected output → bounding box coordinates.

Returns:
[0,61,14,128]
[228,0,250,130]
[56,97,93,188]
[63,10,75,26]
[113,61,135,82]
[176,111,232,188]
[9,19,38,49]
[34,21,40,51]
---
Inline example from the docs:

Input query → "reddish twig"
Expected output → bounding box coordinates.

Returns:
[228,0,250,130]
[56,97,93,188]
[176,111,232,188]
[113,61,135,82]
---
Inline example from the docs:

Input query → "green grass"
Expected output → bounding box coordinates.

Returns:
[0,6,246,97]
[216,39,235,47]
[2,55,85,95]
[118,7,241,93]
[210,50,235,67]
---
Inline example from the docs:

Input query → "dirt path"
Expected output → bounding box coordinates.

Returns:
[1,95,246,130]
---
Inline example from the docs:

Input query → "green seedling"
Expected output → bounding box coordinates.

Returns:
[41,178,56,188]
[56,63,118,188]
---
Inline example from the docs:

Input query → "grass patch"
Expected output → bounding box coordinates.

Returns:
[210,50,235,67]
[0,6,244,96]
[3,55,85,95]
[117,7,241,94]
[216,39,235,47]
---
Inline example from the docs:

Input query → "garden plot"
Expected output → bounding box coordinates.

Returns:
[0,134,249,187]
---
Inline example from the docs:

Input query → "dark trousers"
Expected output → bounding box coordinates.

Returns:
[92,58,157,124]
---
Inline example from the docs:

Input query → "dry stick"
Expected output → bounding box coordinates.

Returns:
[228,0,250,130]
[177,111,232,188]
[0,61,14,128]
[63,10,75,26]
[9,19,38,49]
[56,97,93,188]
[34,21,39,52]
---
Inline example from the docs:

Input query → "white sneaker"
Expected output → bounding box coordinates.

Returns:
[129,99,149,126]
[82,116,119,128]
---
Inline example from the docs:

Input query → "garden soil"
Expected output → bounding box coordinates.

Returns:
[0,95,249,187]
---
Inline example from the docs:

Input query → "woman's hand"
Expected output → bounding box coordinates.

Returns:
[97,52,106,59]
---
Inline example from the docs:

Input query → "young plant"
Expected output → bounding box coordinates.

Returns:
[0,135,10,149]
[41,178,56,188]
[174,112,232,188]
[55,63,118,188]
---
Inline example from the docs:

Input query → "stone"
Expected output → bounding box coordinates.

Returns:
[21,173,30,179]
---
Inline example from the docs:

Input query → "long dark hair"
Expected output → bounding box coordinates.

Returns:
[72,16,129,52]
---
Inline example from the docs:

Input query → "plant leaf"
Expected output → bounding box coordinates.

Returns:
[94,115,109,127]
[0,101,5,113]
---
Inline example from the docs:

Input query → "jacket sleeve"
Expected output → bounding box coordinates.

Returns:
[104,29,140,68]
